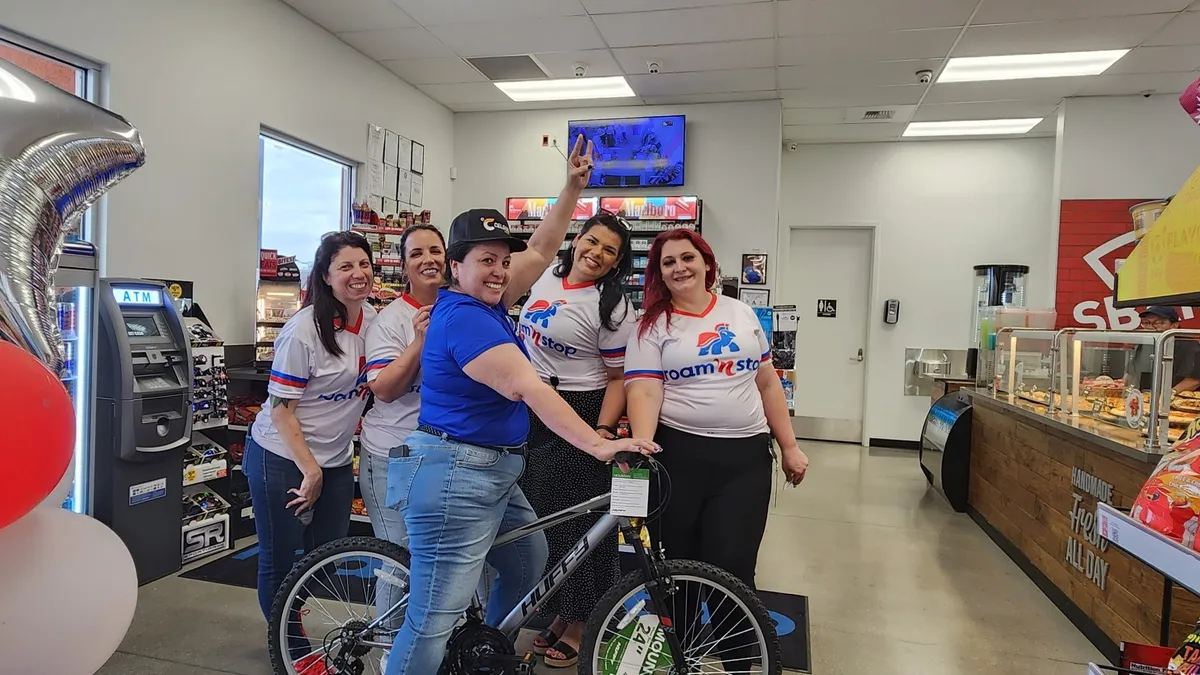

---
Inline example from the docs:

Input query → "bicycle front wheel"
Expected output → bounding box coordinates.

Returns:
[580,559,782,675]
[267,536,411,675]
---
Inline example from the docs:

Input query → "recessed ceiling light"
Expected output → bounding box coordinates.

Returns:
[494,76,636,102]
[938,50,1130,83]
[903,118,1044,137]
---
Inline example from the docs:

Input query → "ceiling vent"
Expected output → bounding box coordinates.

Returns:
[465,55,549,81]
[843,105,915,124]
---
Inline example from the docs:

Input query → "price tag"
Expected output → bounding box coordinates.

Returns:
[610,467,650,517]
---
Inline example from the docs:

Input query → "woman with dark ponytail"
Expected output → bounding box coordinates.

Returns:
[517,212,638,668]
[245,231,377,632]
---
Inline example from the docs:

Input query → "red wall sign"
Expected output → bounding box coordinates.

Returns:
[1056,199,1200,329]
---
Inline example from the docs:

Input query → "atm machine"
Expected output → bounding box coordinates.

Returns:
[92,278,193,584]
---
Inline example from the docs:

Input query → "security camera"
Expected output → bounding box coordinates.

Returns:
[647,61,661,75]
[787,141,798,152]
[573,63,587,78]
[916,69,933,84]
[1142,89,1156,98]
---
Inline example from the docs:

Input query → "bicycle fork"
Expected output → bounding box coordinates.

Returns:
[620,519,692,675]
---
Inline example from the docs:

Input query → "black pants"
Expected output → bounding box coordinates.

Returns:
[649,426,773,668]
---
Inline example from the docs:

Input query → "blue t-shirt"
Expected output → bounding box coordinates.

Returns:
[418,288,531,447]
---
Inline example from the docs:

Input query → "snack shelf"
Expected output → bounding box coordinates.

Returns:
[1097,502,1200,596]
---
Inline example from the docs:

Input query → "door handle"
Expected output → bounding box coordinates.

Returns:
[852,348,864,363]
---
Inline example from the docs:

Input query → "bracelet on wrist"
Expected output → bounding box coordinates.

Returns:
[596,424,617,435]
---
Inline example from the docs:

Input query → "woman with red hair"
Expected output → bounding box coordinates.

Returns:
[624,229,808,592]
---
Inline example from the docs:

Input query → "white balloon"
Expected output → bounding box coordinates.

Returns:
[0,507,137,674]
[36,453,75,511]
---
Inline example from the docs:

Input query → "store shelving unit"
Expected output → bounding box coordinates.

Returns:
[350,206,434,308]
[1097,501,1200,648]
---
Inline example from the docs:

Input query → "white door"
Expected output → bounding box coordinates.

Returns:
[785,228,872,443]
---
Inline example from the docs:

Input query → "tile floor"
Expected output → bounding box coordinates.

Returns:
[96,442,1104,674]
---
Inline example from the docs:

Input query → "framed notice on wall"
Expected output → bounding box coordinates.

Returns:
[397,168,412,205]
[411,173,424,208]
[411,141,424,175]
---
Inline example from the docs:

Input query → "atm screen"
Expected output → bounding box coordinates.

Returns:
[125,316,162,338]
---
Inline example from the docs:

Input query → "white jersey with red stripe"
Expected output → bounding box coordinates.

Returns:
[517,267,636,391]
[251,304,376,467]
[624,294,771,438]
[359,293,424,457]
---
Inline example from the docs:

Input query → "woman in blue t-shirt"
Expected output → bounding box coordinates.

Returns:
[383,138,659,675]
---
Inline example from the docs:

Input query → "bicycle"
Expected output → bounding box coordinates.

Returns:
[267,453,782,675]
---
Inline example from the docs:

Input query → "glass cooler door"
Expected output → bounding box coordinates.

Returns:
[55,241,99,514]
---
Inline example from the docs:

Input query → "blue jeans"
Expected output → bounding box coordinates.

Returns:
[384,430,548,675]
[243,436,356,621]
[360,449,409,632]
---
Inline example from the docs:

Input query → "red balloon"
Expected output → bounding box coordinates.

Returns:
[0,341,74,529]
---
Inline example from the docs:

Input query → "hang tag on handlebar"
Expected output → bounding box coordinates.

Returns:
[610,466,650,517]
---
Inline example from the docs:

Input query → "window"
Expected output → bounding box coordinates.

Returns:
[0,29,101,242]
[258,131,355,286]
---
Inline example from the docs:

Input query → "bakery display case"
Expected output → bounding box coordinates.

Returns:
[992,328,1062,409]
[1070,329,1200,450]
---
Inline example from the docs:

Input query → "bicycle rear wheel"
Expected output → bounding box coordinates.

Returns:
[580,559,781,675]
[267,536,411,675]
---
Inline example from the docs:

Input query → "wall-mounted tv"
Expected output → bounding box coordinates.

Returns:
[567,114,685,188]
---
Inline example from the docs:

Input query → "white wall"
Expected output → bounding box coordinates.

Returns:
[452,101,783,286]
[0,0,453,342]
[1059,95,1200,200]
[780,139,1056,442]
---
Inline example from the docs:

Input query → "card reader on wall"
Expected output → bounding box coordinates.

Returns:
[884,299,900,324]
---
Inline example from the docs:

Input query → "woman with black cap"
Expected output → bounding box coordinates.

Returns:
[382,136,659,675]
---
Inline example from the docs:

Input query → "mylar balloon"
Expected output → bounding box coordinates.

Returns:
[0,340,74,529]
[0,507,138,674]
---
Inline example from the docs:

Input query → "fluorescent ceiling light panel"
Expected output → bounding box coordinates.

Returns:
[903,118,1044,137]
[938,50,1130,83]
[495,76,635,102]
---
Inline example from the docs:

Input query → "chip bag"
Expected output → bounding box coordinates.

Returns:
[1131,431,1200,550]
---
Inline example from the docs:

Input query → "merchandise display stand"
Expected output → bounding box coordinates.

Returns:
[184,318,233,563]
[1097,502,1200,645]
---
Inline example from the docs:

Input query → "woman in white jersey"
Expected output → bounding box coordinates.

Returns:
[245,232,377,638]
[625,228,808,588]
[358,224,445,650]
[516,213,637,668]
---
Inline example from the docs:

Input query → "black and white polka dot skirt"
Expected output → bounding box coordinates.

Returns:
[519,387,616,624]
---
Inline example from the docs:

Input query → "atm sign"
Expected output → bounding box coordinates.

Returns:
[112,287,162,306]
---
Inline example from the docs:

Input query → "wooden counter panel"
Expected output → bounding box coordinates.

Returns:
[970,403,1172,647]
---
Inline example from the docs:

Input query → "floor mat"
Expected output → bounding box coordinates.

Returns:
[759,590,811,673]
[179,543,260,590]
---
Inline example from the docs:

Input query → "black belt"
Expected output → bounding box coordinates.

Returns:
[416,424,526,455]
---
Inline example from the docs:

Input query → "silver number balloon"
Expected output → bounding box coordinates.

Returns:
[0,60,144,371]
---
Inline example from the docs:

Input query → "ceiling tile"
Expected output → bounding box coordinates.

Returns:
[1106,45,1200,74]
[581,0,768,13]
[613,40,775,75]
[779,59,943,89]
[923,77,1086,104]
[338,26,455,60]
[591,4,775,48]
[785,123,906,142]
[778,28,960,65]
[912,99,1061,121]
[533,50,624,78]
[281,0,417,33]
[1145,11,1200,46]
[640,91,780,105]
[784,108,849,125]
[777,0,976,36]
[952,15,1175,57]
[382,57,486,84]
[972,0,1189,25]
[394,0,585,25]
[781,85,926,108]
[627,68,776,96]
[428,15,605,56]
[1075,71,1200,96]
[416,82,512,105]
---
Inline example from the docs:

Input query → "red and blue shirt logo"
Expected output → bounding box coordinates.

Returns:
[697,323,740,356]
[524,299,566,328]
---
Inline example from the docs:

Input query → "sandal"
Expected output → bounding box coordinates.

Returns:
[544,640,579,668]
[532,627,560,656]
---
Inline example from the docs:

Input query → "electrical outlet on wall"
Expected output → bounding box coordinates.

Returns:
[542,134,550,147]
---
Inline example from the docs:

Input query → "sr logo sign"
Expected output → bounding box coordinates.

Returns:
[182,515,229,562]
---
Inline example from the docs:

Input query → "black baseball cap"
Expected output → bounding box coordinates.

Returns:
[448,209,527,253]
[1141,306,1181,322]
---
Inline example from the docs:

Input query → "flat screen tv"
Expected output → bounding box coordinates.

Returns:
[567,114,685,188]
